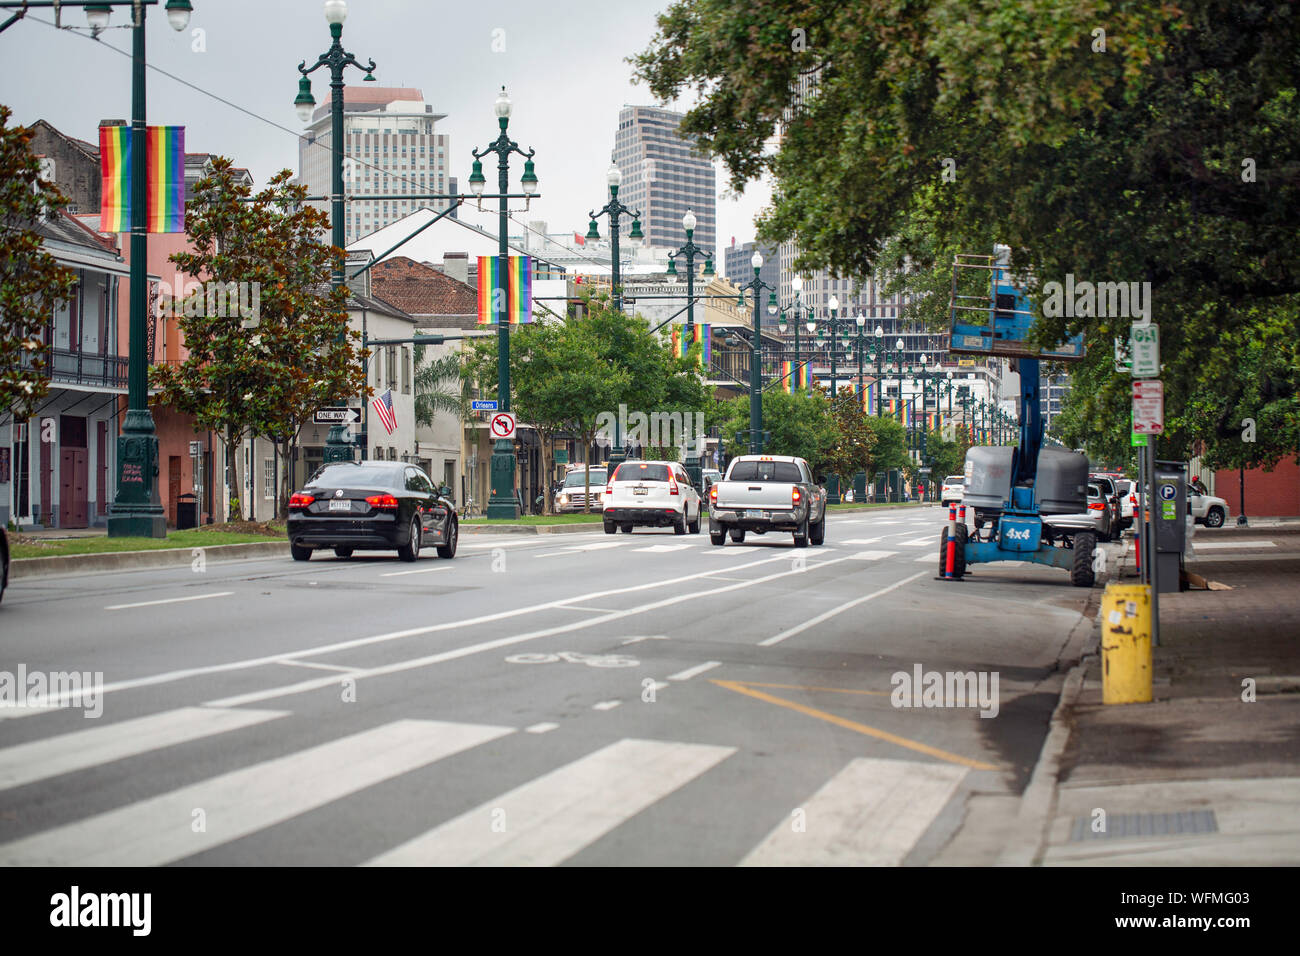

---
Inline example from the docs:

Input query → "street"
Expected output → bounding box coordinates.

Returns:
[0,506,1100,866]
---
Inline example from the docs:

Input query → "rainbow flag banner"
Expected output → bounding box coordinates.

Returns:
[695,323,711,368]
[477,255,533,324]
[99,125,185,233]
[781,360,793,393]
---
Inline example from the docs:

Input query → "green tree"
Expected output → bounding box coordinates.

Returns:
[720,387,836,469]
[635,0,1300,465]
[152,159,366,520]
[819,386,874,489]
[867,415,909,485]
[1,106,76,419]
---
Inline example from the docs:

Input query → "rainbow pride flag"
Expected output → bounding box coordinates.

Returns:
[781,360,793,394]
[670,324,711,367]
[99,125,185,233]
[477,255,533,324]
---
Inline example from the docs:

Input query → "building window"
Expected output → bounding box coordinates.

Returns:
[401,346,411,394]
[263,459,275,500]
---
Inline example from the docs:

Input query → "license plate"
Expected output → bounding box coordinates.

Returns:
[633,487,648,496]
[329,499,351,512]
[745,509,764,519]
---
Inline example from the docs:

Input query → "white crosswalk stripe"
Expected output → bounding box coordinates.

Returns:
[0,706,287,793]
[0,719,512,867]
[897,537,934,547]
[849,550,899,561]
[364,738,735,866]
[740,757,966,866]
[634,544,694,553]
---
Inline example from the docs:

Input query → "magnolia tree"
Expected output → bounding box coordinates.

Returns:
[0,106,75,420]
[151,158,367,520]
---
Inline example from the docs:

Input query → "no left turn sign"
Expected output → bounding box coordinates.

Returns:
[489,411,517,440]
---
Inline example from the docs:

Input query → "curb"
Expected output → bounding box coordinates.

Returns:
[996,576,1104,866]
[825,503,938,513]
[11,541,290,580]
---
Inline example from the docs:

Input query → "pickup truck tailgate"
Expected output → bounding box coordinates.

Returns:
[714,481,796,511]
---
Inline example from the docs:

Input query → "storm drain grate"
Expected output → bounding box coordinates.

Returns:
[1069,810,1218,842]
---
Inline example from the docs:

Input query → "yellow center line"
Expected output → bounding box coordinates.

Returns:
[711,679,999,771]
[730,681,891,696]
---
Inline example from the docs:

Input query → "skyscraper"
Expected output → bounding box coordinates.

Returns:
[298,87,455,246]
[613,106,716,254]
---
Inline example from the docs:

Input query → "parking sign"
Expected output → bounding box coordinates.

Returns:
[1132,380,1164,434]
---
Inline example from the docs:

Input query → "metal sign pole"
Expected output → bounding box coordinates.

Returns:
[1146,439,1160,647]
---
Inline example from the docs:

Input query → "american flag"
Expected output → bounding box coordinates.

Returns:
[371,389,397,434]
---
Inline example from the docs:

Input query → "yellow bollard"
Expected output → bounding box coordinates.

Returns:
[1100,583,1153,704]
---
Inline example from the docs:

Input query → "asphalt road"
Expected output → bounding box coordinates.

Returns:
[0,507,1103,866]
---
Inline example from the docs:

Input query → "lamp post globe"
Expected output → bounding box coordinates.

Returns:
[683,209,697,233]
[494,86,512,119]
[791,275,803,295]
[165,0,193,31]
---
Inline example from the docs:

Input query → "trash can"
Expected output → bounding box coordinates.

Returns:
[176,492,198,530]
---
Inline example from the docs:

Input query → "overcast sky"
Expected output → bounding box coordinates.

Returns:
[1,0,771,263]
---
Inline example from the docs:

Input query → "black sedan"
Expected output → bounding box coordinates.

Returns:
[287,460,458,562]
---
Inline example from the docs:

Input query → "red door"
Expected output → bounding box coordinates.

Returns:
[59,448,89,528]
[168,456,182,527]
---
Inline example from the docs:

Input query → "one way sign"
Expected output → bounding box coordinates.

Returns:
[313,407,361,425]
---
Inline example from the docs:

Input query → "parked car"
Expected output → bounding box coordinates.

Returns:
[708,454,827,547]
[554,467,607,514]
[287,460,458,562]
[1088,474,1122,540]
[701,469,722,509]
[0,527,8,605]
[940,475,964,507]
[1085,482,1115,540]
[603,460,702,535]
[1114,478,1136,532]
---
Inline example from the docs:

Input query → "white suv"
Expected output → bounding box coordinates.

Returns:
[941,475,964,507]
[603,460,702,535]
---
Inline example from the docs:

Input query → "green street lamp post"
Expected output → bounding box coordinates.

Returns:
[30,0,200,538]
[296,0,376,465]
[738,252,778,454]
[666,211,713,486]
[466,87,540,518]
[587,161,643,479]
[894,339,906,424]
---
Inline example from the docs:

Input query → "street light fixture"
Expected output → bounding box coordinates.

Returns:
[737,252,778,454]
[468,84,540,518]
[588,157,643,478]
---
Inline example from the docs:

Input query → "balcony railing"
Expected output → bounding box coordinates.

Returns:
[45,348,129,389]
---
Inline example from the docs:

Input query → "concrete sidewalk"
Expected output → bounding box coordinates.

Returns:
[1037,526,1300,864]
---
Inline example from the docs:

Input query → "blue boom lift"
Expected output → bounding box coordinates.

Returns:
[941,246,1096,587]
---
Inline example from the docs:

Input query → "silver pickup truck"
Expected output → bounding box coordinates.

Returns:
[708,454,828,547]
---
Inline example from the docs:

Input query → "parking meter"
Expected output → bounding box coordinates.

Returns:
[1153,460,1187,593]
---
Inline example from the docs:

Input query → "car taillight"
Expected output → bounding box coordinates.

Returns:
[1088,502,1104,511]
[668,473,679,495]
[365,494,400,510]
[710,485,717,502]
[605,483,613,495]
[288,493,314,510]
[792,487,801,504]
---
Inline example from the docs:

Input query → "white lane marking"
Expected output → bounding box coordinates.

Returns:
[0,719,513,867]
[740,757,967,866]
[915,554,936,563]
[620,635,669,645]
[105,591,233,611]
[896,538,934,547]
[1191,540,1277,550]
[0,707,287,793]
[554,604,621,613]
[363,739,735,867]
[535,541,626,558]
[759,571,927,646]
[525,722,559,734]
[634,544,694,553]
[592,700,622,711]
[841,537,884,545]
[203,552,861,710]
[667,661,722,682]
[849,550,899,561]
[36,551,798,709]
[381,566,451,577]
[274,659,359,674]
[646,681,670,693]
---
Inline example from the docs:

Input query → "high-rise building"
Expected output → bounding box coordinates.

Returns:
[724,240,779,291]
[298,87,455,246]
[613,106,716,254]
